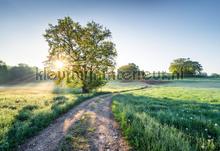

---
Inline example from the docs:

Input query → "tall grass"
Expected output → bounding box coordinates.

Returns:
[112,81,220,151]
[112,101,191,151]
[0,80,143,150]
[0,89,104,150]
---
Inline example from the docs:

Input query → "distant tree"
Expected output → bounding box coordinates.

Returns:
[117,63,144,80]
[0,60,8,83]
[44,17,117,93]
[0,61,36,84]
[199,72,208,78]
[8,63,35,82]
[169,58,203,78]
[211,73,220,78]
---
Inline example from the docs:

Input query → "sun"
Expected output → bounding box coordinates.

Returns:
[54,60,64,70]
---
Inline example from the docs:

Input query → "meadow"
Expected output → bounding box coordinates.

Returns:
[98,80,147,92]
[1,79,220,150]
[0,81,145,150]
[0,82,106,150]
[112,79,220,151]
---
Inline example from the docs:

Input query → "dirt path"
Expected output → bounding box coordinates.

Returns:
[18,94,130,151]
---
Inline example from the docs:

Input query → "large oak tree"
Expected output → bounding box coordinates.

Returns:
[44,17,117,93]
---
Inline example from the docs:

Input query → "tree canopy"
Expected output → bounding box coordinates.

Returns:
[44,17,117,93]
[169,58,203,77]
[0,60,35,84]
[211,73,220,78]
[117,63,144,80]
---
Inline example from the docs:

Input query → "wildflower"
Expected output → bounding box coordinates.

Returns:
[205,128,208,131]
[201,145,205,149]
[214,123,218,127]
[190,117,193,120]
[186,128,188,131]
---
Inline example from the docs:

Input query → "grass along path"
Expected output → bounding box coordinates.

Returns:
[0,82,106,150]
[112,85,220,151]
[19,93,130,151]
[0,81,147,150]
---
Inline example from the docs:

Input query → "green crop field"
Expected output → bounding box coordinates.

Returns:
[112,79,220,151]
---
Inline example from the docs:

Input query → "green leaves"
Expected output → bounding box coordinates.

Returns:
[169,58,203,77]
[44,17,117,92]
[117,63,145,80]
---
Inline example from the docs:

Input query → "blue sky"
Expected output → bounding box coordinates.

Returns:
[0,0,220,74]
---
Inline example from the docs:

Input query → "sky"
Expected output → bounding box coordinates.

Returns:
[0,0,220,74]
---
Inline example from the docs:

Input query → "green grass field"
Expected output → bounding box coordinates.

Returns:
[0,81,145,150]
[98,80,147,92]
[112,79,220,151]
[1,79,220,150]
[0,82,106,150]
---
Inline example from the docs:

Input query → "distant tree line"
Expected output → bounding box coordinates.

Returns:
[210,73,220,78]
[117,58,219,80]
[1,57,219,85]
[0,60,36,84]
